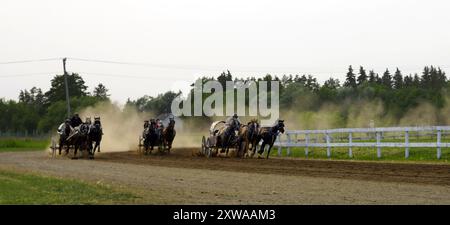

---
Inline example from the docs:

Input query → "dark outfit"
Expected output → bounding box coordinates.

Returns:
[70,116,83,128]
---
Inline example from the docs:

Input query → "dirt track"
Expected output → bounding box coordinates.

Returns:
[1,148,450,204]
[101,148,450,186]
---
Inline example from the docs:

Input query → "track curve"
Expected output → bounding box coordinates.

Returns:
[97,148,450,186]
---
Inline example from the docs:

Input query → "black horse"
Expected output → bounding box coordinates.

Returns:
[162,119,176,154]
[87,121,102,159]
[71,123,91,159]
[215,118,241,156]
[256,120,285,159]
[143,121,161,154]
[58,122,72,155]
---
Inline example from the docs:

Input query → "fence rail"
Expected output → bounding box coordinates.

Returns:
[273,126,450,159]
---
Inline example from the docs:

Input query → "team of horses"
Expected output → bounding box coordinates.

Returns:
[142,119,176,154]
[58,119,103,159]
[212,118,285,159]
[56,115,283,160]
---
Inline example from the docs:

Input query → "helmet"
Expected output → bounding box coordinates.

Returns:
[233,113,238,118]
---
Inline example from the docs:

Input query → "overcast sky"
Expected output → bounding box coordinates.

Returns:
[1,0,449,104]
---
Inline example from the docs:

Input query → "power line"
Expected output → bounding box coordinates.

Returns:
[68,57,226,72]
[0,72,60,78]
[72,71,194,80]
[1,56,449,76]
[66,57,450,74]
[0,58,62,65]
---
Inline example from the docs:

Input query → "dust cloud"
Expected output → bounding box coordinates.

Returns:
[281,96,450,130]
[79,102,153,152]
[78,101,204,152]
[74,93,450,153]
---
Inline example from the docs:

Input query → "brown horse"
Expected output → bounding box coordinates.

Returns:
[162,119,176,154]
[238,118,260,158]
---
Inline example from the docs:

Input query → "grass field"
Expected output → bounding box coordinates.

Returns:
[270,137,450,163]
[0,138,49,152]
[0,170,139,204]
[271,146,450,163]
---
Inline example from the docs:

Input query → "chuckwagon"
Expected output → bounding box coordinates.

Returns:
[201,120,240,158]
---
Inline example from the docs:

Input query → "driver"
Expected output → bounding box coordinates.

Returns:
[70,113,83,128]
[57,119,71,135]
[226,113,241,127]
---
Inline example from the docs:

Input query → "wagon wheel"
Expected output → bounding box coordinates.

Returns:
[201,136,206,155]
[138,136,142,154]
[206,138,213,158]
[50,138,57,158]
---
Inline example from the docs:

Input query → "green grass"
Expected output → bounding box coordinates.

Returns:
[271,146,450,163]
[271,136,450,163]
[0,170,140,204]
[0,138,50,152]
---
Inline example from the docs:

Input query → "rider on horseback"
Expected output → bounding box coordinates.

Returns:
[156,119,164,139]
[226,113,241,127]
[57,118,71,135]
[70,113,83,128]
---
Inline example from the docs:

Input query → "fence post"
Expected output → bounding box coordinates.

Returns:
[277,135,282,156]
[326,132,331,158]
[405,131,409,159]
[376,132,381,158]
[286,133,291,156]
[437,129,442,159]
[305,133,309,157]
[348,132,353,158]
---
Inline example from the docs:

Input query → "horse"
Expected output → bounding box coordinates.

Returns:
[214,118,241,157]
[87,121,102,159]
[162,119,176,154]
[143,121,160,154]
[58,123,72,155]
[67,123,91,159]
[238,119,260,158]
[256,120,285,159]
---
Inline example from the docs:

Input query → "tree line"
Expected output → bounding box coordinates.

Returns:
[0,73,110,136]
[0,65,448,135]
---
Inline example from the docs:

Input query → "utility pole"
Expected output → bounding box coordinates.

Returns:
[63,58,71,118]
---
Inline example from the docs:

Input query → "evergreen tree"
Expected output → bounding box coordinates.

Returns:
[413,73,421,87]
[421,66,431,88]
[344,65,357,88]
[403,74,414,88]
[357,66,368,85]
[368,70,376,84]
[381,68,392,88]
[393,68,403,89]
[217,70,233,88]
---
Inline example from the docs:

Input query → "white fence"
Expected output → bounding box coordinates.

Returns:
[273,126,450,159]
